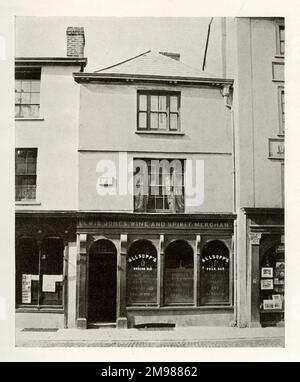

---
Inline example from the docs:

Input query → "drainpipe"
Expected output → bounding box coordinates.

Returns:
[222,84,238,326]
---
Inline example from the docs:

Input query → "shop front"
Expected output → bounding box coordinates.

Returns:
[76,213,236,329]
[15,212,77,329]
[246,208,284,327]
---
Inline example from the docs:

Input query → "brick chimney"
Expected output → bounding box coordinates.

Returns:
[66,27,85,58]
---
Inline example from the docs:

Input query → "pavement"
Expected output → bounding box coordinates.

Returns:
[15,326,285,347]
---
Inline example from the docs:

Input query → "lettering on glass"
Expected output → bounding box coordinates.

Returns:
[127,241,157,305]
[200,241,230,305]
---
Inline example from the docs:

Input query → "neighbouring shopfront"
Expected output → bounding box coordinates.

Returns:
[246,208,284,327]
[76,213,235,329]
[15,212,76,329]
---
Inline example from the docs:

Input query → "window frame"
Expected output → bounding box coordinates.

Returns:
[133,158,185,213]
[275,21,285,57]
[15,148,38,202]
[137,90,181,132]
[15,67,41,119]
[16,237,64,310]
[277,86,285,136]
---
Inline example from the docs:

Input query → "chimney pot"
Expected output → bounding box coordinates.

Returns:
[66,26,85,58]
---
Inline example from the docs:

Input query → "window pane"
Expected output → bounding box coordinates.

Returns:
[20,105,31,117]
[20,92,30,104]
[16,239,39,305]
[164,241,194,304]
[279,26,285,40]
[138,112,147,129]
[15,80,22,92]
[158,96,167,111]
[16,162,26,174]
[170,96,178,112]
[29,105,40,117]
[127,240,157,305]
[15,105,21,117]
[40,239,64,306]
[15,92,22,103]
[150,113,159,129]
[170,113,178,130]
[30,92,40,104]
[158,113,167,130]
[139,94,147,111]
[21,81,31,92]
[150,95,159,111]
[280,42,285,54]
[31,80,40,92]
[200,241,230,305]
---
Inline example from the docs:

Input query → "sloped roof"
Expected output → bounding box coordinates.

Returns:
[94,50,218,79]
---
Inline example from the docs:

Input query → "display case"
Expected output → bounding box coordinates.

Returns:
[260,244,284,327]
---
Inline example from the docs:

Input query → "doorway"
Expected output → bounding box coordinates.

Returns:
[88,239,117,324]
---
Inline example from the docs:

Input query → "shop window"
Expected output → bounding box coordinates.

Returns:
[200,240,230,305]
[16,237,64,307]
[164,240,194,305]
[137,91,180,131]
[133,158,184,213]
[127,240,157,305]
[15,148,37,201]
[260,244,284,326]
[16,238,39,306]
[15,68,41,118]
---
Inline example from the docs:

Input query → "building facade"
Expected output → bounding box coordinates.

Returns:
[15,18,284,330]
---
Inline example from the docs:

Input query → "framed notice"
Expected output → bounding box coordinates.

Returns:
[22,274,32,303]
[261,279,273,290]
[261,267,273,278]
[263,300,275,310]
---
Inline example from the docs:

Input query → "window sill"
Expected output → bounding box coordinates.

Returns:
[126,305,233,311]
[274,54,284,59]
[15,117,44,121]
[16,307,64,313]
[135,131,185,136]
[15,201,41,206]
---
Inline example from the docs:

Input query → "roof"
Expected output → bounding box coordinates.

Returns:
[73,50,233,86]
[94,50,218,78]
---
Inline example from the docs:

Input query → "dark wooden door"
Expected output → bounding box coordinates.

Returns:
[88,243,117,323]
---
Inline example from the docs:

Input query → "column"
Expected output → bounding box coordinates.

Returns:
[158,234,164,306]
[63,238,69,328]
[249,232,262,327]
[195,235,201,306]
[76,233,88,329]
[116,234,128,328]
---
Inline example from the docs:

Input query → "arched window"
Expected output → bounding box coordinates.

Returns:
[200,240,230,305]
[164,240,194,304]
[127,240,157,305]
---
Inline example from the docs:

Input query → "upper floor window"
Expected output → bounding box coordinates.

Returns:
[137,91,180,131]
[15,148,37,201]
[133,158,184,213]
[276,23,285,56]
[15,68,41,118]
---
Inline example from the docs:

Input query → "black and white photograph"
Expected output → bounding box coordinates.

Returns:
[12,14,285,348]
[1,0,300,366]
